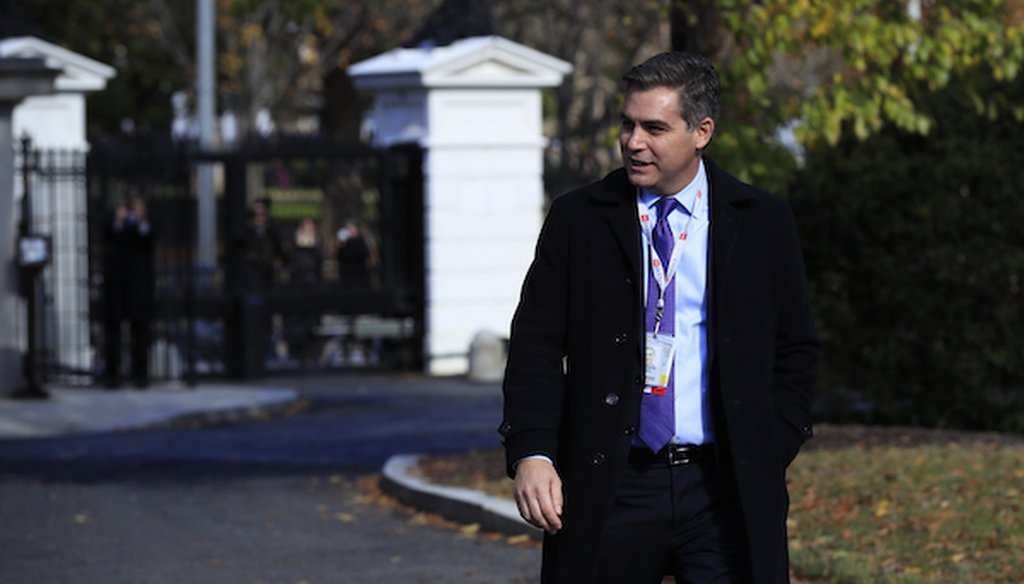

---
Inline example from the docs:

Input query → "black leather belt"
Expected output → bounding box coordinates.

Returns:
[629,443,714,466]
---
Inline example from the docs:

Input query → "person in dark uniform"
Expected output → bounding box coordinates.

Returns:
[101,194,155,388]
[242,199,287,291]
[335,219,370,286]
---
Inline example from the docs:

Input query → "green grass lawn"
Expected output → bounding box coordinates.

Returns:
[787,443,1024,582]
[417,425,1024,583]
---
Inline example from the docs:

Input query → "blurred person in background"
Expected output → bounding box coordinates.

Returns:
[335,219,370,286]
[245,200,286,290]
[289,217,324,286]
[101,193,155,389]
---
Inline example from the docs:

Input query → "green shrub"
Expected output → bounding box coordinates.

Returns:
[790,75,1024,433]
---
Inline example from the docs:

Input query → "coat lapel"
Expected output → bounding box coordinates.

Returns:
[706,158,753,370]
[707,158,747,283]
[591,169,641,277]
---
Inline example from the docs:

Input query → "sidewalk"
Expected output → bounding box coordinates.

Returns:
[0,383,298,440]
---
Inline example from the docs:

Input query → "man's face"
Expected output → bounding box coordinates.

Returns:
[619,87,713,196]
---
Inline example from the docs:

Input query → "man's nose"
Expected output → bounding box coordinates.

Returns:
[625,129,646,151]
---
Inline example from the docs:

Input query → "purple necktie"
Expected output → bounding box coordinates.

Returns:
[640,197,681,453]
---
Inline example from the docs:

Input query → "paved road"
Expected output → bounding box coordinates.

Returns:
[0,374,539,584]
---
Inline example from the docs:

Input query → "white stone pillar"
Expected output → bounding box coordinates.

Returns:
[3,37,115,381]
[350,36,571,375]
[0,58,58,397]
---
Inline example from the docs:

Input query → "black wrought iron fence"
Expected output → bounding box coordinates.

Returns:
[17,138,91,386]
[19,134,424,386]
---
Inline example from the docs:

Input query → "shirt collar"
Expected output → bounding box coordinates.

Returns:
[638,158,707,220]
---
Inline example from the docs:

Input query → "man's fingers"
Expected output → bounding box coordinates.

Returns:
[550,476,564,516]
[521,487,559,533]
[514,459,564,534]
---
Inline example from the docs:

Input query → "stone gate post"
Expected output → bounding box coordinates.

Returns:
[350,36,571,375]
[0,57,57,396]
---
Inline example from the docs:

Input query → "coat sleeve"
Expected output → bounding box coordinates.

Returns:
[772,201,820,467]
[499,197,572,478]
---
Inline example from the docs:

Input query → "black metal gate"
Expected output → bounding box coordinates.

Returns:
[206,139,425,378]
[16,138,92,386]
[18,135,425,385]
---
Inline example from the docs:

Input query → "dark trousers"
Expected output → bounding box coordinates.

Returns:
[594,451,749,583]
[104,318,150,386]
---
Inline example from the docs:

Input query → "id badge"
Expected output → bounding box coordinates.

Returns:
[644,332,675,392]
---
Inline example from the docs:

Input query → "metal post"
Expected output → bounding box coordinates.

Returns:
[195,0,217,273]
[15,137,47,399]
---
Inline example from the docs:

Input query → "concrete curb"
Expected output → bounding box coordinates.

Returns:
[381,453,541,540]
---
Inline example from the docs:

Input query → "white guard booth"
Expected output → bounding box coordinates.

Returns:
[0,37,115,380]
[349,36,572,375]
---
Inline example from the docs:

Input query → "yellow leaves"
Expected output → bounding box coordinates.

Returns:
[719,0,1024,154]
[220,52,244,77]
[313,9,333,36]
[240,23,262,48]
[810,18,831,40]
[505,534,533,546]
[913,114,932,135]
[874,499,891,518]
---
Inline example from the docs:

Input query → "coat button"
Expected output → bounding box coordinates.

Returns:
[613,333,627,345]
[604,393,620,406]
[634,376,643,385]
[625,275,634,286]
[623,425,636,436]
[591,452,606,466]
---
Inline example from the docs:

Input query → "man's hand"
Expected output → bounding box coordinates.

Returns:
[514,458,564,534]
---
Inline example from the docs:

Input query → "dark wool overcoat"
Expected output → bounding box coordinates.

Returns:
[500,159,819,583]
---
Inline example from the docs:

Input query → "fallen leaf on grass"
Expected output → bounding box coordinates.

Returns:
[874,499,890,518]
[506,534,533,545]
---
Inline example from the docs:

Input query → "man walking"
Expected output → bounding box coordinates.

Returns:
[500,52,819,583]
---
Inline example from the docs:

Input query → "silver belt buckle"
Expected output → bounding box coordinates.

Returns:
[667,445,693,466]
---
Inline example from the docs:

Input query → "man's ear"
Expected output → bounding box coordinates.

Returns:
[694,117,715,151]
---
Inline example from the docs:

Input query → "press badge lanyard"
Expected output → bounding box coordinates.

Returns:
[637,187,704,333]
[639,186,704,393]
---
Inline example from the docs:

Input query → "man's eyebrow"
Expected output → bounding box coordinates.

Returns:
[621,113,668,123]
